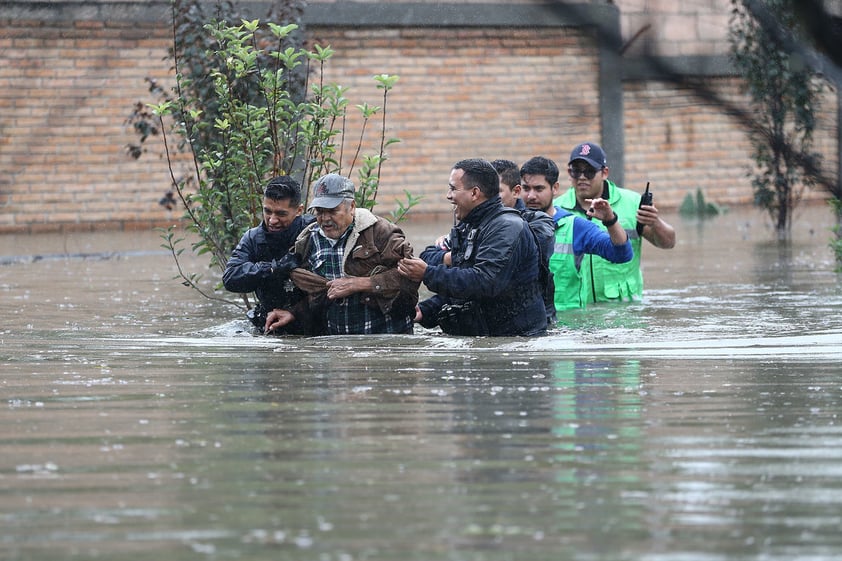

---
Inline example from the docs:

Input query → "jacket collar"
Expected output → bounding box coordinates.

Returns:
[350,207,377,233]
[463,195,503,227]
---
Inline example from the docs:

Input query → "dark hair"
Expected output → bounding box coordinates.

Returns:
[263,176,302,206]
[492,159,520,189]
[520,156,559,186]
[453,158,499,199]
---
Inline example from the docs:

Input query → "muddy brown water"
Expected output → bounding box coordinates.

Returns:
[1,205,841,560]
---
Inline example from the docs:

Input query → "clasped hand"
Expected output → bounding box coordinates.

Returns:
[325,277,361,300]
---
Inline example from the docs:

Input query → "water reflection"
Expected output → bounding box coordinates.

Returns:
[1,206,842,560]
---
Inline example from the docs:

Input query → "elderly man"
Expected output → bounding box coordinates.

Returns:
[264,173,419,335]
[398,158,547,337]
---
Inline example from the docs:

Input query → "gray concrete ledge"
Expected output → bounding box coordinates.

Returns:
[623,55,738,79]
[303,2,615,27]
[5,1,612,27]
[3,1,171,23]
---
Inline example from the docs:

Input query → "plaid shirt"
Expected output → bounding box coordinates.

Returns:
[308,225,410,335]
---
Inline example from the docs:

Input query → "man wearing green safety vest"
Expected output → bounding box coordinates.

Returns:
[555,142,676,307]
[519,156,634,315]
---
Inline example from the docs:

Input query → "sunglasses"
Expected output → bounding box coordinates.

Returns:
[568,166,600,180]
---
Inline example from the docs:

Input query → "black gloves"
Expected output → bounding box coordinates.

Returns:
[269,252,302,280]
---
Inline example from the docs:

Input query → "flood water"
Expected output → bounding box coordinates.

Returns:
[2,205,841,561]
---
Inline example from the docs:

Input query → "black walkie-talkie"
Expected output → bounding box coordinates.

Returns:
[636,182,652,236]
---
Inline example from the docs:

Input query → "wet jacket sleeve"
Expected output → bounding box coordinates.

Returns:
[419,244,447,266]
[346,220,420,314]
[571,216,633,263]
[528,213,555,261]
[222,230,272,293]
[422,214,524,299]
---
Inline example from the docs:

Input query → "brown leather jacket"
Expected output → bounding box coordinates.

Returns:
[288,208,419,333]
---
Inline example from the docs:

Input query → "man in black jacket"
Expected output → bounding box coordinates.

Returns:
[222,176,315,333]
[398,158,547,337]
[493,158,556,324]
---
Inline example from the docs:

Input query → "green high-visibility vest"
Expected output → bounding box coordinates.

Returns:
[548,210,583,311]
[556,180,644,304]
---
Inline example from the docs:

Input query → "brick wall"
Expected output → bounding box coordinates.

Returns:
[311,26,600,219]
[0,10,605,231]
[0,13,175,233]
[0,1,838,232]
[625,79,839,208]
